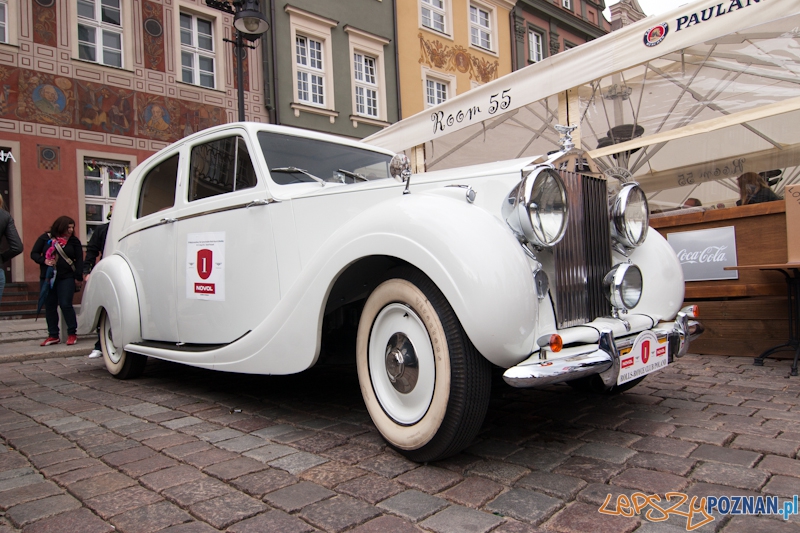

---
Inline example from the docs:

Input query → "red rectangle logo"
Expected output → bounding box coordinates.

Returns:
[656,346,667,356]
[194,283,215,294]
[621,357,634,368]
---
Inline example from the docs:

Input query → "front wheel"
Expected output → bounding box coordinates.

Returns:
[356,268,491,462]
[100,311,147,380]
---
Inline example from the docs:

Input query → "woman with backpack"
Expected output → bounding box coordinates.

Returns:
[30,216,83,346]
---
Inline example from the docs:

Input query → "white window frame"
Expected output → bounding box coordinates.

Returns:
[528,28,544,63]
[287,6,338,121]
[76,0,124,68]
[76,150,137,244]
[420,0,448,34]
[0,1,8,45]
[423,69,455,108]
[469,4,492,51]
[417,0,450,40]
[562,0,573,10]
[345,26,390,126]
[70,1,133,69]
[180,11,216,89]
[295,34,325,106]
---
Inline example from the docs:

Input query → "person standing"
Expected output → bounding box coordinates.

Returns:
[0,196,23,302]
[83,209,111,358]
[30,216,83,346]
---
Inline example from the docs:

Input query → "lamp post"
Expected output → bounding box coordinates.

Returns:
[205,0,270,122]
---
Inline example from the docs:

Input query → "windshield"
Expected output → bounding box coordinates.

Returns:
[258,131,393,185]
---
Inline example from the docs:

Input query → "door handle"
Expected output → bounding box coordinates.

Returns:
[158,217,177,225]
[246,199,272,208]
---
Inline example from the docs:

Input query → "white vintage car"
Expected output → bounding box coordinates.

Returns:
[78,122,701,462]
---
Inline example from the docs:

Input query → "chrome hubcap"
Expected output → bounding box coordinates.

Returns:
[385,333,418,393]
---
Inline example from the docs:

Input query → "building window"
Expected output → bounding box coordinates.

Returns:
[77,0,123,67]
[354,53,378,118]
[529,29,543,62]
[426,78,448,107]
[296,35,325,106]
[562,0,572,10]
[0,1,7,44]
[180,12,215,89]
[421,0,446,34]
[469,5,491,50]
[84,158,128,239]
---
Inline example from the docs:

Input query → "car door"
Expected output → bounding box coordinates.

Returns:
[173,130,280,345]
[118,151,181,342]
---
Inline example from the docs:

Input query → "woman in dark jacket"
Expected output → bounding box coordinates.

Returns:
[30,216,83,346]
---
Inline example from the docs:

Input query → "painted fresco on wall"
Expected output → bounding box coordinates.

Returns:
[32,0,58,48]
[0,67,19,116]
[77,82,134,134]
[137,94,179,141]
[37,145,60,171]
[0,66,225,142]
[142,0,166,72]
[17,72,74,126]
[179,103,224,137]
[419,34,500,84]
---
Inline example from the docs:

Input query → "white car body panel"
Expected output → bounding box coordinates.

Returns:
[77,122,688,380]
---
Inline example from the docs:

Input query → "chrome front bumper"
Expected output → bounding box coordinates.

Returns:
[503,312,703,389]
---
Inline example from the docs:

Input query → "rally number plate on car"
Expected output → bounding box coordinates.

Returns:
[617,330,669,385]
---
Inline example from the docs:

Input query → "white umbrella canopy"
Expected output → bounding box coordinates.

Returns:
[366,1,800,205]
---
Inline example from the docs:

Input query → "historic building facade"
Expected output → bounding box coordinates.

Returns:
[0,0,271,283]
[512,0,609,70]
[261,0,399,137]
[395,0,515,120]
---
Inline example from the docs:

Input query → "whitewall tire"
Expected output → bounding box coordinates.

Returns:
[100,311,146,380]
[356,268,491,462]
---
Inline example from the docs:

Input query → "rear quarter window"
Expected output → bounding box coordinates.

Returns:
[137,154,180,218]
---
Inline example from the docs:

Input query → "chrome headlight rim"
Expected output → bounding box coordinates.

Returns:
[509,167,569,248]
[611,182,649,250]
[603,263,643,311]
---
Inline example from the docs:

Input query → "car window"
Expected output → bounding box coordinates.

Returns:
[137,154,179,218]
[189,136,257,201]
[257,131,392,185]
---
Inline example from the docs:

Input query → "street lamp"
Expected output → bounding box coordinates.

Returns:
[206,0,270,122]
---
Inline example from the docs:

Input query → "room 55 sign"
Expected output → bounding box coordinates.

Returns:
[667,226,738,281]
[186,232,225,300]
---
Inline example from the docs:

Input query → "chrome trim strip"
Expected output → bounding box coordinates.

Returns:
[119,198,274,242]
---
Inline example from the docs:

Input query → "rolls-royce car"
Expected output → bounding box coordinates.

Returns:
[78,122,701,462]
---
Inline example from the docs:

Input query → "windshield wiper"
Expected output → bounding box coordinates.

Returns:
[336,169,368,183]
[270,167,325,187]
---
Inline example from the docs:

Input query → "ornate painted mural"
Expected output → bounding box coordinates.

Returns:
[0,67,224,144]
[33,0,58,48]
[419,33,500,84]
[142,0,166,72]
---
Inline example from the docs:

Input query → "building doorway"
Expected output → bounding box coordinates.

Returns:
[0,150,12,282]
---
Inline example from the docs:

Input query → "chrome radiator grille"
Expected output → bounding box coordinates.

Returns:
[552,171,612,328]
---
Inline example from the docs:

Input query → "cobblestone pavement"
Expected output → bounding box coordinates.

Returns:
[0,352,798,533]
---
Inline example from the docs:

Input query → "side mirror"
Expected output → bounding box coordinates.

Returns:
[390,154,412,183]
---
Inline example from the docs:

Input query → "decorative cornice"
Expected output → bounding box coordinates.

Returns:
[344,25,391,45]
[284,5,338,28]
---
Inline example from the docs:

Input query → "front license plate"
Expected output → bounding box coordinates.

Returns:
[617,330,669,385]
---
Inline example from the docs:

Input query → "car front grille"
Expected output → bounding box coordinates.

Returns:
[552,171,612,328]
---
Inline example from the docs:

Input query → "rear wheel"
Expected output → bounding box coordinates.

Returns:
[356,268,491,462]
[100,311,147,380]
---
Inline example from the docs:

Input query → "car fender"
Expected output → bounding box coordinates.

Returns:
[626,229,684,321]
[211,193,539,373]
[77,254,142,347]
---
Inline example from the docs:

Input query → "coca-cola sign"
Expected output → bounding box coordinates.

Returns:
[667,226,739,282]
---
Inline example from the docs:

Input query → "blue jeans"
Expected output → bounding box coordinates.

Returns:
[0,269,5,304]
[42,277,77,337]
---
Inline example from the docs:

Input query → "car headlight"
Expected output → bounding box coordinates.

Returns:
[603,263,643,310]
[610,182,649,252]
[505,167,568,248]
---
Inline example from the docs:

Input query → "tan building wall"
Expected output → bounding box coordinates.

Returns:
[397,0,515,119]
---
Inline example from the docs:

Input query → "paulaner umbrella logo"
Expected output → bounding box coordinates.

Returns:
[644,23,669,47]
